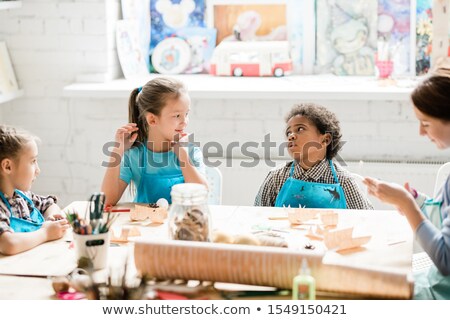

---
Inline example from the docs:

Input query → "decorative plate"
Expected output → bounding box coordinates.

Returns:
[151,37,191,74]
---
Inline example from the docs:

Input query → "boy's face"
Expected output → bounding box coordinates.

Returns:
[285,115,329,165]
[147,93,191,144]
[414,106,450,149]
[10,141,40,192]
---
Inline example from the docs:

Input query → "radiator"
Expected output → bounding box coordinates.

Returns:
[215,159,443,210]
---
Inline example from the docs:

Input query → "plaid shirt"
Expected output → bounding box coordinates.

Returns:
[255,158,373,210]
[0,191,57,235]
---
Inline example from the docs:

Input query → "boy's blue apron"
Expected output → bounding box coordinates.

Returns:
[0,190,44,232]
[414,193,450,299]
[135,146,184,204]
[274,160,347,209]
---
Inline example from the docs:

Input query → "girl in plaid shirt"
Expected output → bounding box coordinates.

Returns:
[0,125,69,255]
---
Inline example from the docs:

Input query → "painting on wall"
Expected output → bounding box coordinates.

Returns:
[286,0,315,74]
[176,27,217,73]
[416,0,433,75]
[150,0,206,51]
[0,42,19,95]
[116,21,150,79]
[315,0,378,76]
[377,0,412,76]
[121,0,151,68]
[206,0,287,45]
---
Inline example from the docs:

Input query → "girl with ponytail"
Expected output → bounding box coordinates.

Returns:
[102,77,207,205]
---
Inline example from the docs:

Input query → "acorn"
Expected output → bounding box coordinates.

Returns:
[51,276,70,293]
[212,230,234,244]
[233,234,261,246]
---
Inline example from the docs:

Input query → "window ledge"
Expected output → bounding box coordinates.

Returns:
[63,74,417,101]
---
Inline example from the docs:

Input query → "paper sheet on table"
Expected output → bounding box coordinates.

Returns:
[0,240,76,277]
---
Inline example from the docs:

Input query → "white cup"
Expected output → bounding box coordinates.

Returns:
[73,232,110,270]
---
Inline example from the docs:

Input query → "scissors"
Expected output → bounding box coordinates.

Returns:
[89,192,105,233]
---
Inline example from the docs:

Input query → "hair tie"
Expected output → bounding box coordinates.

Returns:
[137,87,143,93]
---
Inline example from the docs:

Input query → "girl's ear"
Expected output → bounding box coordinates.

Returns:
[145,113,158,126]
[0,158,13,174]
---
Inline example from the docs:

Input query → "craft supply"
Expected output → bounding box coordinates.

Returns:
[233,234,261,246]
[292,259,316,300]
[67,193,118,270]
[212,230,234,244]
[88,192,105,233]
[169,184,211,242]
[156,198,169,209]
[132,203,168,222]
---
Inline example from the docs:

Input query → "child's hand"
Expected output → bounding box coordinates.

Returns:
[42,220,70,241]
[115,123,139,152]
[46,213,66,221]
[171,132,189,148]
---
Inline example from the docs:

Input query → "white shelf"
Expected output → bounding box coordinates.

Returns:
[63,74,417,101]
[0,89,24,104]
[0,1,22,10]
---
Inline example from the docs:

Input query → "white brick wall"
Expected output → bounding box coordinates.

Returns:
[1,1,450,209]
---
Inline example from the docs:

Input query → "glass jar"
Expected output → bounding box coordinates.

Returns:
[168,183,211,242]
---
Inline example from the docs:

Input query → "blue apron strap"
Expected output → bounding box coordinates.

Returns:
[141,143,147,177]
[329,159,339,184]
[289,162,295,177]
[14,190,34,207]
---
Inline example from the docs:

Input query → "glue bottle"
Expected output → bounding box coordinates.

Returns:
[292,259,316,300]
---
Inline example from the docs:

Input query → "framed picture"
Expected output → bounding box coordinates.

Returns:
[378,0,413,76]
[150,0,206,51]
[120,0,151,68]
[415,0,433,75]
[116,20,149,79]
[0,42,19,95]
[315,0,378,76]
[206,0,287,44]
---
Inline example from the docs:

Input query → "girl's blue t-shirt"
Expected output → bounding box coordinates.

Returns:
[119,143,206,187]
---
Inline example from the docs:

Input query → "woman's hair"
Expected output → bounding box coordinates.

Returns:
[285,103,342,159]
[411,72,450,121]
[0,125,39,164]
[129,77,187,146]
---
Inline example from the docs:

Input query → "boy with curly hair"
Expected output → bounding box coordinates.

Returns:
[255,103,372,209]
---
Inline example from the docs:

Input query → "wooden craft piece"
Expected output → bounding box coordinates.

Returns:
[131,204,168,223]
[111,226,142,243]
[305,226,324,241]
[319,211,339,226]
[287,208,318,225]
[324,227,371,251]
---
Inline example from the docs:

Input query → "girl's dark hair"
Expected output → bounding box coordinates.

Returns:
[411,74,450,121]
[129,77,187,146]
[285,103,342,159]
[0,125,39,164]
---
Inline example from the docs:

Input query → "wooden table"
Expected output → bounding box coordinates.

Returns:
[0,203,413,299]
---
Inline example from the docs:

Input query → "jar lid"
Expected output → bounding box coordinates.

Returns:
[171,183,208,199]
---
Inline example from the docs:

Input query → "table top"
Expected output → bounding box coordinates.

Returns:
[0,203,413,299]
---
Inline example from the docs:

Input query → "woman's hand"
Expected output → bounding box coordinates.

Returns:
[363,177,415,213]
[114,123,139,153]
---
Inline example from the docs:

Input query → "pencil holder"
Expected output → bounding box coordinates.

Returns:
[375,60,393,79]
[73,232,110,270]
